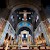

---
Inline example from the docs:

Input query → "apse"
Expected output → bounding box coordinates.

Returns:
[9,7,40,31]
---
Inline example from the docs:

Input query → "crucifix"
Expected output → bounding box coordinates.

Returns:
[19,10,31,21]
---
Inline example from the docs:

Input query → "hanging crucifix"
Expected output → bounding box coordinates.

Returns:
[19,10,31,21]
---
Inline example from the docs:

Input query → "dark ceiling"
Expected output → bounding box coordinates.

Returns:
[0,0,50,8]
[41,0,50,8]
[0,0,6,8]
[0,0,50,21]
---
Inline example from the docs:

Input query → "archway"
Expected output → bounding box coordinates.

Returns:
[17,27,32,35]
[9,4,39,16]
[8,4,41,30]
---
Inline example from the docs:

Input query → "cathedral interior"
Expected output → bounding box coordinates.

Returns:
[0,0,50,50]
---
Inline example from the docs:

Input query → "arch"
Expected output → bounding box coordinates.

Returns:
[9,4,39,17]
[17,27,32,35]
[16,21,33,34]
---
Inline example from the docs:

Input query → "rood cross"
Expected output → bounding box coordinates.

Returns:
[19,10,31,21]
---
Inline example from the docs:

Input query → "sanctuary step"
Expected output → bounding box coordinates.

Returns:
[0,46,50,50]
[20,49,29,50]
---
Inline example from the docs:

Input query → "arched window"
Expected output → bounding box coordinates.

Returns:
[5,33,9,40]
